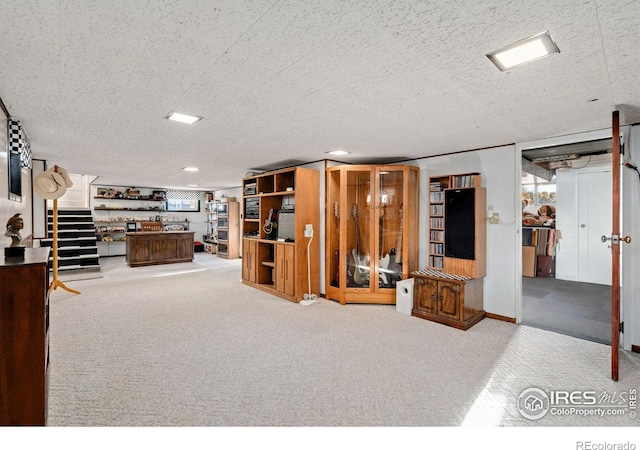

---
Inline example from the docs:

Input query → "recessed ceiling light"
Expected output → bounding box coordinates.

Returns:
[187,184,199,187]
[182,167,199,172]
[327,150,350,156]
[486,31,560,72]
[165,111,203,124]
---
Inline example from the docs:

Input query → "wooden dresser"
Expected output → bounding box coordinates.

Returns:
[0,247,51,425]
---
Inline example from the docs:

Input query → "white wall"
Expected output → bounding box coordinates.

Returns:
[212,187,242,202]
[57,174,94,209]
[406,145,520,319]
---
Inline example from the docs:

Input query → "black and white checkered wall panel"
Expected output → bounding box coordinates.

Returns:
[8,119,32,169]
[165,189,203,200]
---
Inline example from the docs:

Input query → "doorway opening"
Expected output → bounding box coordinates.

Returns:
[521,141,613,344]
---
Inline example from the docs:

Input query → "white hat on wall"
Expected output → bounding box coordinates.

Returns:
[33,165,71,199]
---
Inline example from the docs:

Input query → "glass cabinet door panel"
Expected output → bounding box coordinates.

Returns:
[328,169,341,288]
[346,169,372,288]
[377,168,404,288]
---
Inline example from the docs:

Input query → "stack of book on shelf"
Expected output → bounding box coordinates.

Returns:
[429,243,444,255]
[429,180,445,202]
[429,217,444,228]
[453,173,480,188]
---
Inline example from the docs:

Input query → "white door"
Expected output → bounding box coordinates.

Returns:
[577,170,612,285]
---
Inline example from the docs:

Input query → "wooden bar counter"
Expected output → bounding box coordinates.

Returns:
[126,231,195,267]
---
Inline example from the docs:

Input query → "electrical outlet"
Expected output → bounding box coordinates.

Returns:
[489,213,500,225]
[304,224,313,237]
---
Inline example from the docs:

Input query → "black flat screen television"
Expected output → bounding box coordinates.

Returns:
[444,188,475,260]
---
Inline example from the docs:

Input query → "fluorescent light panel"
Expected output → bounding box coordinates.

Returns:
[327,150,350,156]
[487,31,560,71]
[182,167,199,172]
[165,111,203,124]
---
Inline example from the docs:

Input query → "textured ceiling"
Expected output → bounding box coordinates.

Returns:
[1,0,639,190]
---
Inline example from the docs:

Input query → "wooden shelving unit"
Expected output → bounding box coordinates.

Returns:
[427,172,485,278]
[204,200,219,249]
[241,167,320,303]
[93,188,166,257]
[216,201,239,259]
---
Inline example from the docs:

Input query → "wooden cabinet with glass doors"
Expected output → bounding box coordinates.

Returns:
[325,165,419,304]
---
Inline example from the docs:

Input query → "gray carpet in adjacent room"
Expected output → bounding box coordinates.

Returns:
[522,276,611,344]
[46,255,640,427]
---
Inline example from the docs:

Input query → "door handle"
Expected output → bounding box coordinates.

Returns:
[601,235,632,244]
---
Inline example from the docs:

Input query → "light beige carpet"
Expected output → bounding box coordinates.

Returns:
[46,255,640,427]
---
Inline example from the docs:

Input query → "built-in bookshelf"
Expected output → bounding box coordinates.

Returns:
[428,176,448,270]
[427,172,484,278]
[415,171,486,330]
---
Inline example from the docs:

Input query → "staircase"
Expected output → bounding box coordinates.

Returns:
[40,209,100,274]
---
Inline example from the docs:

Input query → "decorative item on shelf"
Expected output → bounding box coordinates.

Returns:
[124,187,140,199]
[4,213,25,259]
[153,190,167,201]
[33,165,80,296]
[96,187,115,198]
[263,208,278,240]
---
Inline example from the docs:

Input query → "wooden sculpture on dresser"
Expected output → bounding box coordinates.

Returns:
[4,213,26,258]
